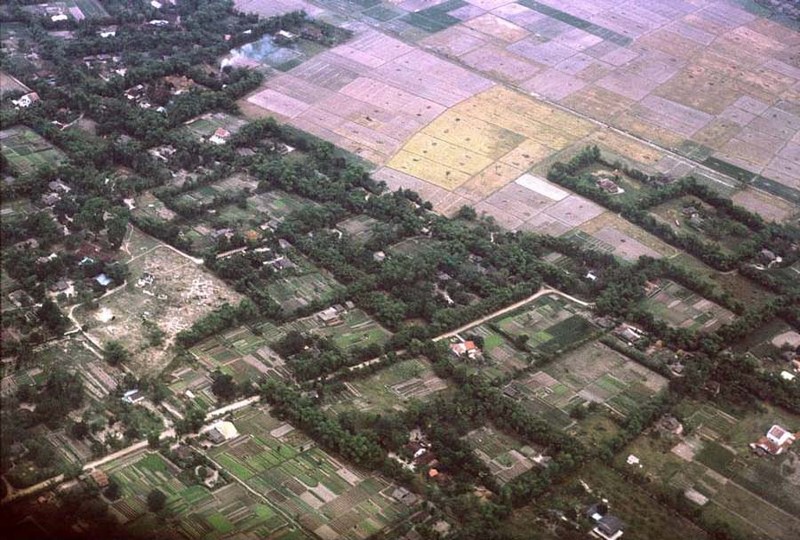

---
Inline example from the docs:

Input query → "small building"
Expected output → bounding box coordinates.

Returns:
[450,340,480,360]
[274,30,298,44]
[206,421,239,445]
[615,325,644,344]
[50,280,69,293]
[41,192,61,206]
[596,177,620,193]
[48,180,70,193]
[90,469,109,488]
[271,257,296,271]
[373,251,386,263]
[51,14,68,22]
[95,273,112,286]
[391,486,418,506]
[317,306,343,326]
[586,271,598,281]
[592,514,626,540]
[122,389,145,404]
[13,92,40,108]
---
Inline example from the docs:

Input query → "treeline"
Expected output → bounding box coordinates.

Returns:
[175,299,259,348]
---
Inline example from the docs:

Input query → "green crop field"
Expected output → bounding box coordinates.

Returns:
[504,341,667,435]
[266,271,344,314]
[207,408,413,538]
[0,126,66,176]
[104,450,301,539]
[642,279,736,332]
[325,356,449,415]
[495,295,596,354]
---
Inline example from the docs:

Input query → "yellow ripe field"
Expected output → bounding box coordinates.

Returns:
[386,86,597,196]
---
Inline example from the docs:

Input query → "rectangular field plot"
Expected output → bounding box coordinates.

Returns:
[248,189,317,221]
[265,270,344,314]
[103,451,299,539]
[336,214,380,242]
[504,341,667,430]
[189,326,292,385]
[0,126,66,176]
[732,318,799,364]
[493,295,597,355]
[457,325,530,380]
[185,112,248,141]
[313,308,392,352]
[463,426,545,485]
[642,279,736,332]
[501,463,710,540]
[324,357,449,416]
[261,305,392,355]
[208,408,414,538]
[386,85,596,198]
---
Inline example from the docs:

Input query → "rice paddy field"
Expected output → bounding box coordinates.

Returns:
[207,408,414,539]
[323,357,449,416]
[0,126,67,176]
[619,400,800,540]
[642,279,737,332]
[241,0,800,229]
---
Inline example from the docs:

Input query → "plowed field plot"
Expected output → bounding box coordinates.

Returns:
[244,27,491,164]
[0,126,67,176]
[73,228,242,376]
[209,408,413,538]
[103,452,301,539]
[388,86,595,198]
[504,341,667,430]
[464,426,544,485]
[642,279,736,332]
[324,357,449,415]
[579,212,678,261]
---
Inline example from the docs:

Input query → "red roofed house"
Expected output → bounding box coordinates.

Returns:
[751,424,797,455]
[450,340,480,360]
[209,128,231,145]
